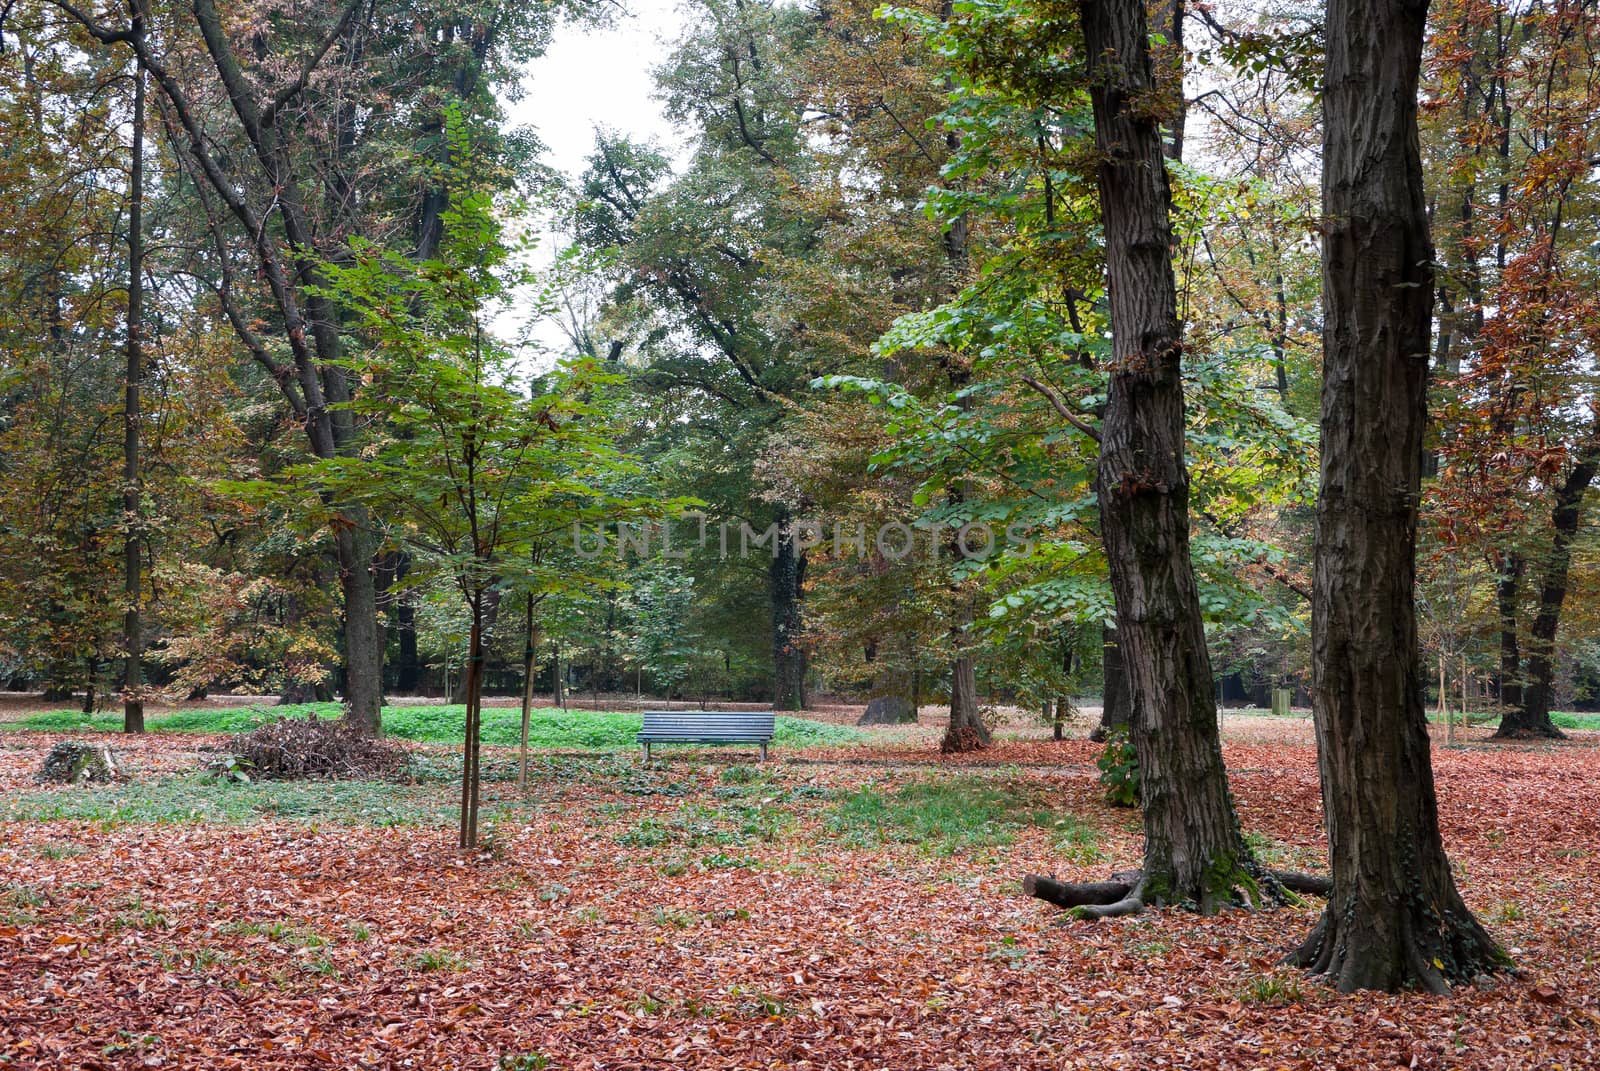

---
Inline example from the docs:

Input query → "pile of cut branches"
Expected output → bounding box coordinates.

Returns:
[222,715,409,781]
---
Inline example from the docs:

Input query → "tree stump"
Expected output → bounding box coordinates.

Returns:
[858,695,917,725]
[37,741,121,784]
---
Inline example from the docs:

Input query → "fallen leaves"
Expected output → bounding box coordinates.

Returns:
[0,725,1597,1069]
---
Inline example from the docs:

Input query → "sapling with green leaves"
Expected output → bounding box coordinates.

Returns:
[283,135,663,849]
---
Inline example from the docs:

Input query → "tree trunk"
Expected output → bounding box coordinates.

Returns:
[121,54,146,736]
[460,599,484,850]
[1289,0,1507,992]
[940,653,988,752]
[770,520,807,710]
[1494,553,1524,716]
[519,594,539,790]
[552,651,565,709]
[1090,626,1132,741]
[1079,0,1255,909]
[337,522,384,733]
[395,597,421,693]
[1499,441,1596,739]
[451,585,501,703]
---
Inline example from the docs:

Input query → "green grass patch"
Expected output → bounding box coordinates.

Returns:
[1552,711,1600,731]
[829,776,1088,854]
[13,703,868,750]
[2,773,453,828]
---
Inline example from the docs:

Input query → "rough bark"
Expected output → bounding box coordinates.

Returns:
[121,50,145,736]
[941,653,989,752]
[337,524,383,733]
[1078,0,1254,909]
[1289,0,1508,992]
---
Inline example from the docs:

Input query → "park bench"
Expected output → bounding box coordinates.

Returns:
[637,710,775,763]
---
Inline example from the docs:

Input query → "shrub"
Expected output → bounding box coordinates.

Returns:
[223,714,410,781]
[1096,728,1140,807]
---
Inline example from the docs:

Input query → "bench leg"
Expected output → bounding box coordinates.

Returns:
[759,743,768,764]
[641,742,650,764]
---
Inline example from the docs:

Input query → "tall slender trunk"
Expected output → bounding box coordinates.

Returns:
[1494,552,1524,712]
[1499,439,1596,739]
[459,597,484,850]
[121,53,146,735]
[770,518,806,710]
[1078,0,1254,908]
[519,594,539,789]
[1290,0,1506,992]
[552,651,565,709]
[451,585,501,703]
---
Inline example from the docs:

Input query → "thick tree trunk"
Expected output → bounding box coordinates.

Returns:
[121,55,146,736]
[1290,0,1507,992]
[1079,0,1254,909]
[770,521,807,710]
[941,653,989,751]
[337,522,384,733]
[1500,442,1596,739]
[1090,626,1133,741]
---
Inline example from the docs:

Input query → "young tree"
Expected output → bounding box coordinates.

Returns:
[120,35,146,734]
[285,149,648,848]
[1289,0,1508,992]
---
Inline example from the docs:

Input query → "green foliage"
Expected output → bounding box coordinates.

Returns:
[406,948,472,973]
[1238,971,1306,1007]
[205,754,254,784]
[1096,729,1140,808]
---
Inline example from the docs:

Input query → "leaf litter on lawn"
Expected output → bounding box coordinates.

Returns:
[1,729,1598,1069]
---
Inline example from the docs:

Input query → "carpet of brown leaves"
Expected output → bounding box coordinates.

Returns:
[2,720,1597,1070]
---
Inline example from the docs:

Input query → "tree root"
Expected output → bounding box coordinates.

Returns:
[1024,867,1330,918]
[1288,893,1512,993]
[1491,723,1567,741]
[1269,870,1332,897]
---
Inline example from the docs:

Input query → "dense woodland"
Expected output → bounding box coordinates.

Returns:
[0,0,1598,1001]
[1,0,1596,734]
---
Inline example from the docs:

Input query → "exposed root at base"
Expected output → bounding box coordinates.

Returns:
[1023,867,1330,919]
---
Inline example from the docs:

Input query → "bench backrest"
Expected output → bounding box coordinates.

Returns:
[638,710,775,742]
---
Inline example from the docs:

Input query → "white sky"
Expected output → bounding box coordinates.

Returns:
[510,0,688,184]
[499,0,689,356]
